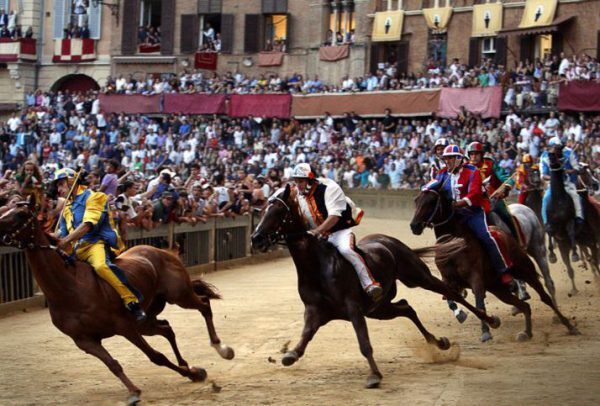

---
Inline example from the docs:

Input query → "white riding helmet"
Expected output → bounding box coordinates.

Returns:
[548,137,562,147]
[291,163,315,179]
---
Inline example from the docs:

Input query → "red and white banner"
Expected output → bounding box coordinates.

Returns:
[0,38,36,62]
[53,39,96,63]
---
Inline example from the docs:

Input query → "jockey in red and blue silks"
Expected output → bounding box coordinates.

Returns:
[423,145,513,284]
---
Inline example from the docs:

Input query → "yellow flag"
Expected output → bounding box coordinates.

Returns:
[472,3,503,37]
[519,0,557,28]
[372,10,404,42]
[423,7,453,32]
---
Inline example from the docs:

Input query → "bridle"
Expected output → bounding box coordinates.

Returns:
[258,195,307,246]
[0,207,56,251]
[420,189,455,228]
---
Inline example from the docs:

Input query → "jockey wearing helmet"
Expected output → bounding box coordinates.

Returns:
[540,136,584,226]
[430,138,450,180]
[53,168,146,322]
[515,154,540,204]
[423,145,513,285]
[466,142,522,246]
[291,163,383,301]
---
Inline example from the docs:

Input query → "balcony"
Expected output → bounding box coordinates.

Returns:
[0,38,36,63]
[52,38,97,63]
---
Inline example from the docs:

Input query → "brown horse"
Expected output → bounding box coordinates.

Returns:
[0,202,234,405]
[410,186,580,342]
[250,185,500,388]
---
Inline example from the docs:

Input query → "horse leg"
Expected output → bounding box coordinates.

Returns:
[566,221,580,262]
[124,332,207,382]
[548,234,557,264]
[488,285,532,341]
[175,290,234,360]
[559,241,578,295]
[446,299,468,323]
[73,338,142,404]
[529,240,557,305]
[139,319,189,367]
[473,285,492,343]
[348,307,382,389]
[371,299,450,350]
[282,305,323,366]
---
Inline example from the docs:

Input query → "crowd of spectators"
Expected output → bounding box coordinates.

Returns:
[137,25,161,46]
[199,23,221,52]
[0,8,32,40]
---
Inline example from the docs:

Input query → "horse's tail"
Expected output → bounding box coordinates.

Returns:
[192,278,222,300]
[413,234,466,266]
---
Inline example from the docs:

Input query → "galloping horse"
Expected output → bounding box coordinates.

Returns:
[546,152,599,293]
[410,185,579,342]
[0,202,234,405]
[523,167,544,226]
[250,184,500,388]
[575,163,600,276]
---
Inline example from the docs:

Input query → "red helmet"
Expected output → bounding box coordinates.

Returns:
[467,141,485,155]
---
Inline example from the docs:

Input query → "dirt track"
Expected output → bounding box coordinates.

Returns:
[0,217,599,406]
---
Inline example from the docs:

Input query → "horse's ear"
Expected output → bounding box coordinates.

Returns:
[27,194,36,210]
[283,183,291,200]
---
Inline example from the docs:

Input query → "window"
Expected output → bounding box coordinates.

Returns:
[140,0,161,28]
[259,0,289,52]
[53,0,101,39]
[264,14,287,51]
[326,0,355,45]
[482,37,496,60]
[427,31,447,67]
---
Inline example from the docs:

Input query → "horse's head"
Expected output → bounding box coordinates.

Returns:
[578,163,599,194]
[547,149,563,171]
[251,184,300,252]
[0,198,38,249]
[410,184,451,235]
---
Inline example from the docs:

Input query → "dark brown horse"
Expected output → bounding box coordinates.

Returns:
[410,185,580,342]
[250,184,500,388]
[575,163,600,276]
[0,202,234,405]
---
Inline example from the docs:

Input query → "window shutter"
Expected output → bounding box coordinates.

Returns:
[121,0,138,55]
[494,36,507,67]
[53,0,66,39]
[220,14,234,53]
[551,32,563,58]
[262,0,275,14]
[398,41,410,74]
[161,0,176,55]
[198,0,209,14]
[180,14,199,54]
[284,13,291,51]
[468,37,479,67]
[209,0,223,14]
[89,3,102,39]
[274,0,288,14]
[520,36,532,62]
[244,14,261,53]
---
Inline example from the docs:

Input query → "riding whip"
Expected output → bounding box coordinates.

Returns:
[53,167,84,235]
[488,172,518,200]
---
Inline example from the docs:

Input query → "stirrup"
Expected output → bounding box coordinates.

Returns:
[366,284,383,302]
[126,302,147,323]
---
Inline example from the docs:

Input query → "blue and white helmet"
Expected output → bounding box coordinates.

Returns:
[442,145,463,158]
[548,137,562,147]
[434,138,450,148]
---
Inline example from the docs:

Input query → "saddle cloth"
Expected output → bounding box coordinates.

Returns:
[489,228,514,269]
[512,215,527,249]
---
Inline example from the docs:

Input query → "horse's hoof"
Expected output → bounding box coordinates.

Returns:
[488,315,501,329]
[282,351,299,367]
[366,373,382,389]
[549,253,557,264]
[569,327,581,336]
[480,332,493,342]
[127,394,141,406]
[511,306,523,316]
[455,309,468,324]
[437,337,451,350]
[219,345,235,360]
[572,253,580,262]
[516,331,531,342]
[189,367,207,382]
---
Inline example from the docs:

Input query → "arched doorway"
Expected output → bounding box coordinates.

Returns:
[51,74,100,93]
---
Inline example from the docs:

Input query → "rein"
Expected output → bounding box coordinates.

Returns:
[1,210,58,251]
[262,196,309,246]
[422,189,455,228]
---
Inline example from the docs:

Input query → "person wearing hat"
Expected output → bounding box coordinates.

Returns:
[515,154,540,205]
[429,138,449,180]
[423,145,514,285]
[291,163,382,301]
[152,190,176,224]
[53,168,146,322]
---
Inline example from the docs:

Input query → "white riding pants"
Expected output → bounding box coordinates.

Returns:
[565,182,584,219]
[327,228,377,289]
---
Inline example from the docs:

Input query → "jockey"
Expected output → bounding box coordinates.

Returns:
[291,163,383,301]
[424,145,513,285]
[53,168,147,322]
[430,138,449,180]
[540,137,584,226]
[515,154,540,204]
[467,142,522,246]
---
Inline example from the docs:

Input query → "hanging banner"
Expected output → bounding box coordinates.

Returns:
[438,86,503,119]
[371,10,404,42]
[472,3,503,37]
[423,7,453,33]
[558,81,600,112]
[519,0,557,28]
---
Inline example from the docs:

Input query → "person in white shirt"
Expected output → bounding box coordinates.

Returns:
[543,111,560,137]
[7,113,21,133]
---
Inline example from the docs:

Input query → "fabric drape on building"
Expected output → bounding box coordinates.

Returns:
[195,52,218,70]
[291,90,441,119]
[438,86,502,119]
[99,94,162,114]
[558,81,600,112]
[472,3,503,37]
[0,38,36,62]
[371,10,404,42]
[258,51,285,66]
[422,7,453,32]
[229,94,291,118]
[319,44,349,61]
[519,0,557,28]
[53,39,96,63]
[163,94,227,114]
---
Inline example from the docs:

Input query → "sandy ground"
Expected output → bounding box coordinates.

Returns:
[0,217,599,406]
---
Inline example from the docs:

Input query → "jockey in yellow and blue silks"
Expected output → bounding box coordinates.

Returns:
[54,168,146,322]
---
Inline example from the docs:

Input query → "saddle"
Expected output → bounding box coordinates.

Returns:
[488,228,514,269]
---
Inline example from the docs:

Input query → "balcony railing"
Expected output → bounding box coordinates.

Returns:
[52,38,97,63]
[0,38,36,63]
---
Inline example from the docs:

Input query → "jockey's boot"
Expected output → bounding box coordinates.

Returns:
[126,301,147,323]
[366,283,383,302]
[501,272,518,292]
